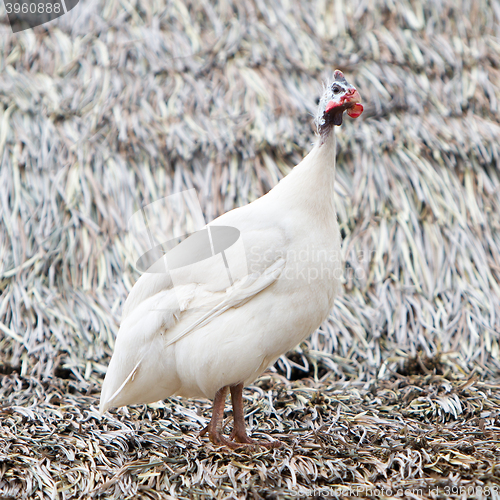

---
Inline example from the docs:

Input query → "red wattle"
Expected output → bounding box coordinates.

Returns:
[347,103,363,118]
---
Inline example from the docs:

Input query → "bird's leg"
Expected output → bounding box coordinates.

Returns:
[229,383,250,442]
[199,384,281,449]
[229,383,281,448]
[200,386,243,449]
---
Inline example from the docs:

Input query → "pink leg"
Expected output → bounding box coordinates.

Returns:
[198,386,243,449]
[229,383,281,448]
[199,384,281,449]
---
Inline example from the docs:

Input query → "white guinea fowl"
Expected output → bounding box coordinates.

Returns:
[100,70,363,448]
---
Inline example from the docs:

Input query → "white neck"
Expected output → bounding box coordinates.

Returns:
[269,129,337,222]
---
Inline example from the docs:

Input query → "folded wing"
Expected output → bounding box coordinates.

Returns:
[99,253,285,413]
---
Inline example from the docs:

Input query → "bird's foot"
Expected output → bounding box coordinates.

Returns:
[199,423,247,449]
[209,430,249,450]
[230,429,282,449]
[200,425,281,449]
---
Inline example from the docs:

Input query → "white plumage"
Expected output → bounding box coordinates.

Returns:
[100,70,363,448]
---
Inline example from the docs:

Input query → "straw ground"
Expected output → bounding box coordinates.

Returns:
[1,0,500,498]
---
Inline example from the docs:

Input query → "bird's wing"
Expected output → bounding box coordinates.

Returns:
[100,246,286,412]
[163,257,285,348]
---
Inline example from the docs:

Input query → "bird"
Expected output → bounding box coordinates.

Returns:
[99,70,363,449]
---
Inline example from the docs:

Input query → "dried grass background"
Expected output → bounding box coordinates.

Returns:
[1,0,500,498]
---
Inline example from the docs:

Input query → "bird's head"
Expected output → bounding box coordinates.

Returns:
[315,70,363,137]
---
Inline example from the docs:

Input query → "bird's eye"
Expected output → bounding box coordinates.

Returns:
[332,85,342,95]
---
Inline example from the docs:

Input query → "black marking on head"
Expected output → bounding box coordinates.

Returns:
[331,110,343,126]
[324,108,343,129]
